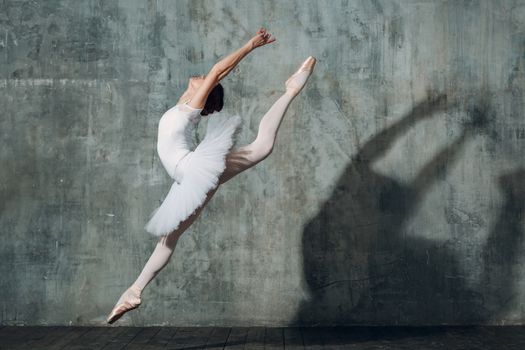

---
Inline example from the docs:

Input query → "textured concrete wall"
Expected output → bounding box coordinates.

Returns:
[0,0,524,326]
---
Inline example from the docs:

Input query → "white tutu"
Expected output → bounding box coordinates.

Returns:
[145,113,242,236]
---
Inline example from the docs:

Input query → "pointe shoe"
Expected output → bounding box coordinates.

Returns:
[285,56,317,97]
[106,285,142,324]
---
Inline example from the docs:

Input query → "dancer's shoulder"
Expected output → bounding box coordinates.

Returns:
[176,102,203,125]
[162,102,201,117]
[177,102,203,114]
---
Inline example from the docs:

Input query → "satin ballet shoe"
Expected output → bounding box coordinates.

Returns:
[285,56,317,97]
[106,285,142,324]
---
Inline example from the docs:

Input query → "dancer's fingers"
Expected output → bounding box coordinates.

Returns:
[264,33,275,44]
[252,28,275,47]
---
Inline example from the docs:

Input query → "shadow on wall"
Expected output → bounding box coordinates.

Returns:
[291,92,525,326]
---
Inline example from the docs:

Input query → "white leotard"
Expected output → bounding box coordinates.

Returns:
[156,102,203,183]
[146,102,242,236]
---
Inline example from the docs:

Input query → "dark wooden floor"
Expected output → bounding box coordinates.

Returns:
[0,325,524,349]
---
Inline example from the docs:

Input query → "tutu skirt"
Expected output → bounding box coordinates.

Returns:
[145,113,242,236]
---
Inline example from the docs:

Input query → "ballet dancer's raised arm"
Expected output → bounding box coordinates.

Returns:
[186,27,276,110]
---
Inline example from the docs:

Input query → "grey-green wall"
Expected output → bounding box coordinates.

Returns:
[1,0,524,326]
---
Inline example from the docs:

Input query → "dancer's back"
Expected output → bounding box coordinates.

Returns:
[156,103,203,181]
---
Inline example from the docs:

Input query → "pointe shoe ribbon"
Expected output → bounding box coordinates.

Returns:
[285,56,317,96]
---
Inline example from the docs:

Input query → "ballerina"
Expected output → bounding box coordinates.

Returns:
[107,27,316,324]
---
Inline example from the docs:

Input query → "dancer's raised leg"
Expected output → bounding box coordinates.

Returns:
[220,56,316,183]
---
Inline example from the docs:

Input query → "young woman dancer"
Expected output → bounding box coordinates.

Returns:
[107,28,316,324]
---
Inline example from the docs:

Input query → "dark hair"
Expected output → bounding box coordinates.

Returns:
[201,83,224,116]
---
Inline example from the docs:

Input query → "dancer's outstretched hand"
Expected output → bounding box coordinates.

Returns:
[247,27,276,49]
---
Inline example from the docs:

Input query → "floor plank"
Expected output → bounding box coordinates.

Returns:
[39,327,92,350]
[264,327,284,349]
[166,326,214,350]
[22,326,65,348]
[301,327,323,350]
[122,327,161,350]
[283,327,303,350]
[60,326,121,349]
[141,327,178,350]
[319,327,345,350]
[244,327,266,350]
[204,327,231,350]
[0,326,50,349]
[101,327,145,350]
[244,327,265,350]
[224,327,248,349]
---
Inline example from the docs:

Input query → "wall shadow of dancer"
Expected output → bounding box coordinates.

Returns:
[482,168,525,322]
[291,93,520,326]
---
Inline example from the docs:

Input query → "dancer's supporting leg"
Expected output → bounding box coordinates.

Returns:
[131,186,218,292]
[106,186,218,324]
[107,57,315,323]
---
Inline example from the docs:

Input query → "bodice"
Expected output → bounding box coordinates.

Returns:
[156,103,203,181]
